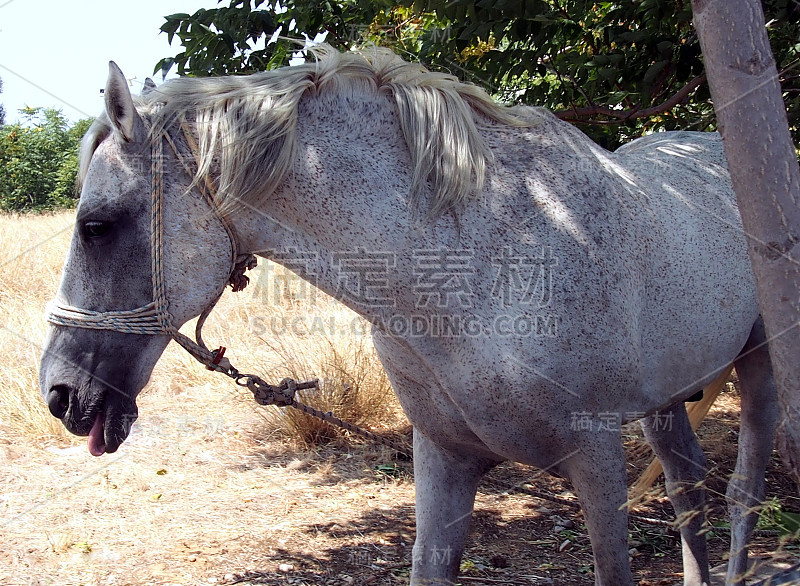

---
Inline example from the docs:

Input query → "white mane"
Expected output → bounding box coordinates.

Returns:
[80,45,531,217]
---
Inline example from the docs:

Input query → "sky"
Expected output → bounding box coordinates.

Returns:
[0,0,219,124]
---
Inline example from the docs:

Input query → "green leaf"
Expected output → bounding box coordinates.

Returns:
[643,60,668,85]
[775,511,800,536]
[154,57,175,78]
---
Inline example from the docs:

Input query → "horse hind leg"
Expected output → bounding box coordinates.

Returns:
[641,401,710,585]
[727,317,778,586]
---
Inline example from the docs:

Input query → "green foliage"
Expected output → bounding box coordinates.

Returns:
[159,1,800,149]
[156,0,395,76]
[0,108,93,212]
[757,496,800,540]
[156,0,285,75]
[412,0,799,148]
[0,76,5,126]
[409,0,708,147]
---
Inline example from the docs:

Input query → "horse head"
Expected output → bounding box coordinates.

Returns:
[39,63,234,456]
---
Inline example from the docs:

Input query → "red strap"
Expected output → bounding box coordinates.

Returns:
[207,346,226,370]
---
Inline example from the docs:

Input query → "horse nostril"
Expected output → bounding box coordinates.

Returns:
[46,385,71,419]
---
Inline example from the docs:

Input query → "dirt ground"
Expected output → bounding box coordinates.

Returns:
[2,374,799,586]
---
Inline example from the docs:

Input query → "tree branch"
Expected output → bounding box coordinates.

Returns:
[554,74,707,123]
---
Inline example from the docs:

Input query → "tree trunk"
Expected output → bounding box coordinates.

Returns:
[691,0,800,488]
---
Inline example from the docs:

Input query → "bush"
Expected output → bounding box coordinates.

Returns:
[0,108,92,212]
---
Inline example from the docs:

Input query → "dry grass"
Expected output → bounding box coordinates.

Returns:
[0,210,413,585]
[177,261,406,448]
[258,327,399,446]
[0,211,77,442]
[0,210,404,448]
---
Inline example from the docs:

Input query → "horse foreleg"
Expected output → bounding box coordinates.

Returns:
[641,402,710,586]
[410,430,496,585]
[727,318,778,586]
[563,432,634,586]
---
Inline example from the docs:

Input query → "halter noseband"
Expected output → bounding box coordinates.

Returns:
[43,117,413,458]
[45,119,257,365]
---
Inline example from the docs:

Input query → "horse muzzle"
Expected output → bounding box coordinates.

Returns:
[43,381,137,456]
[39,327,166,456]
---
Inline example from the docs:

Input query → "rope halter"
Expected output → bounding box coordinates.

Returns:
[45,118,257,366]
[43,116,412,458]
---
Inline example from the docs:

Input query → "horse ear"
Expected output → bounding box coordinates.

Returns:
[105,61,144,143]
[142,78,157,96]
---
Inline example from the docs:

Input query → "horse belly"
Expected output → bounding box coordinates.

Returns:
[372,327,596,467]
[621,132,760,407]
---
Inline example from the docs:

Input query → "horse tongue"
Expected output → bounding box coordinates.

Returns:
[88,411,106,457]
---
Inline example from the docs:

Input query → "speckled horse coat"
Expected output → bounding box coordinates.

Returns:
[39,48,777,585]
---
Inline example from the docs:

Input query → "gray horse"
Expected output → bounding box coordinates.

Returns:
[39,47,777,585]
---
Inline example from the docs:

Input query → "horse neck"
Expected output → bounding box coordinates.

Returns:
[231,89,428,314]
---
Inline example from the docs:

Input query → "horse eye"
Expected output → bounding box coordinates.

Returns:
[83,221,112,239]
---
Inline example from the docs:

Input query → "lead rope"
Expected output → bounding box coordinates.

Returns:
[167,125,412,457]
[48,121,411,459]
